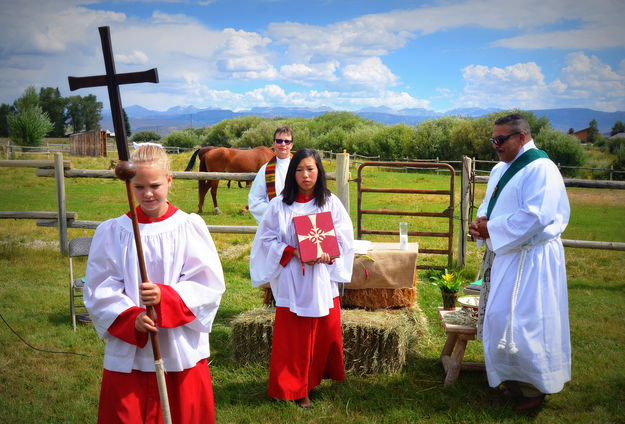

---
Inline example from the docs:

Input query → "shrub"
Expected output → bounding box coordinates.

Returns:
[535,128,585,177]
[131,130,161,143]
[163,129,199,148]
[7,106,52,146]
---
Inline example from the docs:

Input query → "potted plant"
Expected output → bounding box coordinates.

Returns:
[429,269,465,310]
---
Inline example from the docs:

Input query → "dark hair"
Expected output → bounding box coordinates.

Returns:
[282,148,330,207]
[273,126,293,141]
[494,113,531,138]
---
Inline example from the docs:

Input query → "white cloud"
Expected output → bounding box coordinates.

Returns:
[115,50,150,65]
[458,53,625,111]
[341,57,398,89]
[280,61,340,83]
[458,62,550,109]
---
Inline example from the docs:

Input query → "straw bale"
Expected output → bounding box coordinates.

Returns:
[341,287,416,309]
[230,305,429,375]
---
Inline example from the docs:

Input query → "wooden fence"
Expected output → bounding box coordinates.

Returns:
[2,153,624,261]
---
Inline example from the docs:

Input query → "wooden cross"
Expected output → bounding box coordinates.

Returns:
[68,26,158,161]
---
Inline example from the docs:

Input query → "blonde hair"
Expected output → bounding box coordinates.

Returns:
[130,144,171,175]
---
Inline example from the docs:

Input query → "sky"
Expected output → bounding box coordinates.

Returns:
[1,0,624,113]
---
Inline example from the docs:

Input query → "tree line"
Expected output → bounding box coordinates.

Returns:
[159,111,600,176]
[0,86,106,145]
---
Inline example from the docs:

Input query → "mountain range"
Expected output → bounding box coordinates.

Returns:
[101,105,625,136]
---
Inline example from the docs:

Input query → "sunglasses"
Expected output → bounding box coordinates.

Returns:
[489,132,521,146]
[274,138,292,144]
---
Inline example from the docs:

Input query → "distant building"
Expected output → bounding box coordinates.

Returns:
[609,132,625,139]
[572,128,590,143]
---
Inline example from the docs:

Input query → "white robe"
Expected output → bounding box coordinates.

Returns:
[250,194,354,317]
[84,211,225,373]
[248,157,290,224]
[477,140,571,393]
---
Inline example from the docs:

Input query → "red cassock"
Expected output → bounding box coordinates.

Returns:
[98,285,215,424]
[293,211,341,263]
[268,296,345,400]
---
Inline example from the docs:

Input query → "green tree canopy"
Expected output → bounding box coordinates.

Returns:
[39,87,67,137]
[610,120,625,136]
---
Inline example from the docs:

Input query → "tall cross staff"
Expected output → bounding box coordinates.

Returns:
[68,26,172,424]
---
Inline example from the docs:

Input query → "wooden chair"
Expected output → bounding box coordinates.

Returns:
[69,237,92,331]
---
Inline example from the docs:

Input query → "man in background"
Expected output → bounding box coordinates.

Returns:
[248,126,294,223]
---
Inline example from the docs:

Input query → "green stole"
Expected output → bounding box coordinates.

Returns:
[486,149,550,218]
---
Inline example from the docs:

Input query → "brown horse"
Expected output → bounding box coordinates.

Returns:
[184,146,274,214]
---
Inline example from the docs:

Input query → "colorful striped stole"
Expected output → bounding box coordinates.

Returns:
[265,156,278,200]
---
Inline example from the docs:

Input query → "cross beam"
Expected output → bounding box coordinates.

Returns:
[67,26,158,161]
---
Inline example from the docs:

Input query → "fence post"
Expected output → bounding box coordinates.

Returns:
[54,153,68,255]
[458,156,471,267]
[336,152,350,213]
[610,165,614,181]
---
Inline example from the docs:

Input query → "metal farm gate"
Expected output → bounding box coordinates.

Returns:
[355,162,456,270]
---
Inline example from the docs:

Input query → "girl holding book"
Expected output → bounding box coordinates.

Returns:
[250,148,355,409]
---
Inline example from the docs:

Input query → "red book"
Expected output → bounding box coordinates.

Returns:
[293,211,341,263]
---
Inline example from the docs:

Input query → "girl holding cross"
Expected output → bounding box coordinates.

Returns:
[84,144,225,423]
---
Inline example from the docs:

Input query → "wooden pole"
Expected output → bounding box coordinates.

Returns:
[336,152,350,213]
[54,153,68,255]
[458,156,471,266]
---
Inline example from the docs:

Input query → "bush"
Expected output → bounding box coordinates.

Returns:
[535,128,585,177]
[163,129,200,148]
[612,144,625,180]
[7,106,52,146]
[131,131,161,143]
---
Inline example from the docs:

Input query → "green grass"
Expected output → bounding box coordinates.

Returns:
[1,153,624,423]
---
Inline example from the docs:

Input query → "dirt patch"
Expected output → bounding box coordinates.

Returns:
[567,188,625,207]
[218,242,252,259]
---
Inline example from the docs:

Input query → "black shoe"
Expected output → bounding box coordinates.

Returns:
[515,394,545,412]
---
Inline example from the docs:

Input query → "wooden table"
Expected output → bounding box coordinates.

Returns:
[438,307,485,386]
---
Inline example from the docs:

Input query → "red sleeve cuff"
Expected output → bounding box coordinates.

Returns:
[108,306,148,348]
[154,284,196,328]
[280,245,296,267]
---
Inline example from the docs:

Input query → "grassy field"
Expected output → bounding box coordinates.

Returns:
[1,151,624,424]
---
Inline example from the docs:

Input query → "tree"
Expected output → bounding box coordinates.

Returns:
[131,130,161,142]
[610,120,625,136]
[82,95,102,131]
[587,119,600,144]
[8,87,53,146]
[13,86,39,111]
[66,96,84,133]
[0,103,13,137]
[8,108,53,146]
[535,128,585,177]
[39,87,67,137]
[123,108,131,137]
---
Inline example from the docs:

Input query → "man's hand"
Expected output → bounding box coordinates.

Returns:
[469,216,490,240]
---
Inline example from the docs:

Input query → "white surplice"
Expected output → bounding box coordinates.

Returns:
[477,140,571,394]
[84,211,225,373]
[250,194,354,317]
[248,157,290,224]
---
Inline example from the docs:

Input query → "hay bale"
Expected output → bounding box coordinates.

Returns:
[230,305,429,375]
[231,307,275,365]
[341,287,416,309]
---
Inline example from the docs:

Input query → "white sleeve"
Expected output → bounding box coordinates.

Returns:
[327,196,355,283]
[249,199,290,286]
[84,220,137,338]
[248,164,269,224]
[173,214,226,332]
